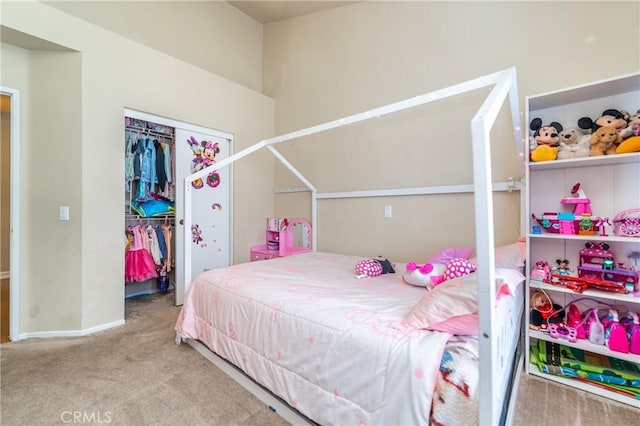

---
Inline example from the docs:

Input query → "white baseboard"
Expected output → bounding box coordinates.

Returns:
[16,319,125,341]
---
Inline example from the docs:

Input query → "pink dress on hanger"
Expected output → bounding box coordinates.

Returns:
[125,225,158,282]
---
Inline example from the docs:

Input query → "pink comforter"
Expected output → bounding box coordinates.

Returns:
[176,252,466,425]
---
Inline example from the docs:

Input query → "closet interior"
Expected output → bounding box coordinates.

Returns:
[124,116,176,298]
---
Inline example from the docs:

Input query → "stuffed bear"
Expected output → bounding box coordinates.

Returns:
[578,108,629,134]
[556,127,590,160]
[529,118,562,162]
[590,125,622,156]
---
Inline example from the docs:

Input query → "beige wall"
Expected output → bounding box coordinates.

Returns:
[44,0,264,92]
[1,1,274,335]
[263,1,640,262]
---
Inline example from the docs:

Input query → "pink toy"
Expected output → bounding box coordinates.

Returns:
[596,217,611,237]
[355,259,382,278]
[561,182,592,216]
[402,262,445,289]
[602,309,629,353]
[530,260,550,281]
[613,208,640,237]
[578,242,639,290]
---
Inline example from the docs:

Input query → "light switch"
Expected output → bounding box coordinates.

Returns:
[384,205,392,218]
[59,206,70,221]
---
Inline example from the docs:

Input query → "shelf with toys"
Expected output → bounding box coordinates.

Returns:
[525,72,640,407]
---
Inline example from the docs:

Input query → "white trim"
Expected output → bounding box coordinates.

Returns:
[275,179,522,197]
[2,86,21,342]
[17,319,125,340]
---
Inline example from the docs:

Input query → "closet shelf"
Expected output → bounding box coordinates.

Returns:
[126,124,174,139]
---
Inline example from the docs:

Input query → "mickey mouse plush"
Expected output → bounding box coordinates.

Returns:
[529,118,562,162]
[578,108,629,133]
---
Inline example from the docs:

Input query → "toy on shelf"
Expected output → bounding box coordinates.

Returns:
[553,259,573,276]
[595,217,611,237]
[529,118,561,162]
[532,183,600,234]
[578,242,640,292]
[613,208,640,237]
[530,260,551,281]
[529,289,564,331]
[601,309,630,354]
[561,182,592,216]
[548,273,629,294]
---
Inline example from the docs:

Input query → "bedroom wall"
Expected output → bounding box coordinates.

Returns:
[1,1,274,336]
[43,0,264,92]
[263,1,640,262]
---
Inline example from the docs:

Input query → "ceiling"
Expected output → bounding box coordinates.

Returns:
[227,1,360,24]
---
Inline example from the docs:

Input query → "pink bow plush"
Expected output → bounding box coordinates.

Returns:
[406,262,434,274]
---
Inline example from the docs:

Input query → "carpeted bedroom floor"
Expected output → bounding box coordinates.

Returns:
[1,291,637,426]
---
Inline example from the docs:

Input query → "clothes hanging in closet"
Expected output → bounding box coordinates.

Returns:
[124,224,173,283]
[126,132,174,202]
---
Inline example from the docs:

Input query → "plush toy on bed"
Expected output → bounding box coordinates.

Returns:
[355,256,395,278]
[402,262,446,289]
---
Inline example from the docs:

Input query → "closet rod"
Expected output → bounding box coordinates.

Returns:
[126,125,175,140]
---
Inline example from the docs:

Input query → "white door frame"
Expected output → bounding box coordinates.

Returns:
[2,86,21,341]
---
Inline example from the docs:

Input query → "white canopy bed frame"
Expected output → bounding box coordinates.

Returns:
[179,67,525,425]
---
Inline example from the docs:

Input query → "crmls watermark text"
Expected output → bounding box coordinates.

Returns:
[60,411,112,424]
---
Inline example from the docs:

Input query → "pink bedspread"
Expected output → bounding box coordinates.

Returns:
[176,252,477,425]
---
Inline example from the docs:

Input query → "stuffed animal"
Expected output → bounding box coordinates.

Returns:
[531,145,559,162]
[578,108,629,134]
[590,125,622,156]
[556,127,590,160]
[355,257,395,278]
[402,262,445,289]
[619,109,640,139]
[529,290,564,331]
[616,109,640,153]
[529,118,562,162]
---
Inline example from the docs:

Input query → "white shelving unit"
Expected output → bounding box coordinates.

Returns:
[524,72,640,408]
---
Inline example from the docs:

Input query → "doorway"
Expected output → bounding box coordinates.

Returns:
[1,87,20,343]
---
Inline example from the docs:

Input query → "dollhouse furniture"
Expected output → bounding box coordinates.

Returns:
[250,217,312,261]
[577,242,640,291]
[526,71,640,408]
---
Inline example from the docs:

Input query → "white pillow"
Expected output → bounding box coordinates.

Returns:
[470,241,526,270]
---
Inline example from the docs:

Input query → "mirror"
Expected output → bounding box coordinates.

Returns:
[288,217,312,250]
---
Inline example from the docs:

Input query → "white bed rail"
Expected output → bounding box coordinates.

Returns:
[183,67,524,425]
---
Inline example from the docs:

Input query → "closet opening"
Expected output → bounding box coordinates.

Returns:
[123,109,233,306]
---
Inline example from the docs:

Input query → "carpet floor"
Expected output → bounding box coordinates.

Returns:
[1,291,638,425]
